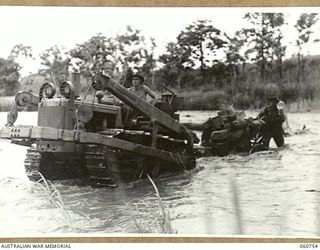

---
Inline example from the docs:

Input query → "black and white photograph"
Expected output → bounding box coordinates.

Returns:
[0,5,319,238]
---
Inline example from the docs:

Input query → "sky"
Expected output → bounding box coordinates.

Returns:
[1,6,320,76]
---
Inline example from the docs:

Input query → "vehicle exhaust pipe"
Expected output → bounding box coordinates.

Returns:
[70,71,81,98]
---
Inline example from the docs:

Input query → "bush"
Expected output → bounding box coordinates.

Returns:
[301,82,319,100]
[279,82,300,102]
[232,93,251,109]
[253,84,267,101]
[180,89,228,110]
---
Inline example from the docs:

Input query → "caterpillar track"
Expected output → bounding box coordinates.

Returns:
[24,145,118,188]
[84,145,118,188]
[24,147,42,181]
[23,141,184,188]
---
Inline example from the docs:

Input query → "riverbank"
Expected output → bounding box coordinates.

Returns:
[179,89,320,113]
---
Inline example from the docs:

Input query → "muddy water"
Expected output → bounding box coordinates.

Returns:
[0,111,319,236]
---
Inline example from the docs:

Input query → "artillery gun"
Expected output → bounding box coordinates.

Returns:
[0,72,197,187]
[198,110,267,156]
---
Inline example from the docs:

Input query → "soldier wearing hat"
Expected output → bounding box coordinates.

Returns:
[120,73,159,126]
[129,74,158,103]
[257,95,285,148]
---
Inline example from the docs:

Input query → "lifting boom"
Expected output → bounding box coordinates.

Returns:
[92,73,195,144]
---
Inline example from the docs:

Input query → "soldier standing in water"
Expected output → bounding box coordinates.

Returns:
[257,96,285,148]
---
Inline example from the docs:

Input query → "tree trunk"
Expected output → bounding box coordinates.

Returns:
[278,57,283,80]
[242,62,247,82]
[233,64,237,82]
[4,79,7,96]
[199,38,205,84]
[301,56,306,82]
[297,41,302,84]
[260,15,268,83]
[297,52,301,83]
[177,70,182,90]
[151,70,155,89]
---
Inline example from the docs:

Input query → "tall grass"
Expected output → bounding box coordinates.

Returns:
[177,81,320,111]
[180,89,228,110]
[125,175,177,234]
[147,175,176,234]
[33,172,76,232]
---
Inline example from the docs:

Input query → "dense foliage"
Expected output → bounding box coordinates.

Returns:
[1,13,320,110]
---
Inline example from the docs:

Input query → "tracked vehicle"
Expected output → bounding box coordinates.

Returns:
[0,72,197,187]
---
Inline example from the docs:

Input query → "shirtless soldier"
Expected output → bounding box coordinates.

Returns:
[129,74,158,103]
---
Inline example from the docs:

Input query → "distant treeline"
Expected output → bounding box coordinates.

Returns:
[0,12,319,111]
[155,55,320,110]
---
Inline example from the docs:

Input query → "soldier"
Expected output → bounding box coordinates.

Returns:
[122,74,158,126]
[257,96,285,148]
[129,74,158,104]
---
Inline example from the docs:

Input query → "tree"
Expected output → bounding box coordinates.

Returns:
[69,28,158,90]
[0,58,21,96]
[9,43,35,77]
[69,33,117,79]
[0,44,34,96]
[159,42,190,88]
[295,13,318,83]
[224,32,246,83]
[116,26,157,86]
[39,45,70,83]
[10,44,33,59]
[272,32,286,81]
[139,37,157,87]
[268,14,286,81]
[241,13,285,82]
[177,20,227,83]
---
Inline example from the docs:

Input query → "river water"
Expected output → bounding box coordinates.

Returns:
[0,111,319,237]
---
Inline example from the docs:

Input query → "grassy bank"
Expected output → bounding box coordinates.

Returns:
[180,89,228,110]
[178,86,320,113]
[286,99,320,113]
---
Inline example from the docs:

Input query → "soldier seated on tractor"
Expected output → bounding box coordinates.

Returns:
[129,74,159,104]
[121,73,160,127]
